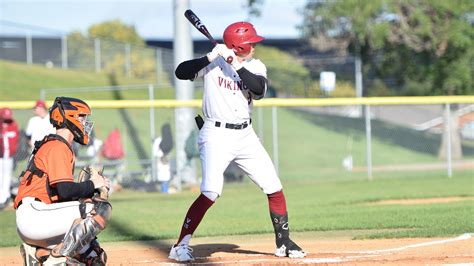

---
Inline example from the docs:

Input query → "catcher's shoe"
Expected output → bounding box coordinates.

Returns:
[275,239,306,258]
[43,255,70,265]
[168,244,194,262]
[35,247,52,263]
[74,239,107,266]
[20,243,40,266]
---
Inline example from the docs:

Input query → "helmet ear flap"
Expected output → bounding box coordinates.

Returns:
[50,97,66,128]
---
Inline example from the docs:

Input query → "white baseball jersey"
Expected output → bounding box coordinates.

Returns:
[193,56,282,196]
[26,115,56,147]
[196,57,267,123]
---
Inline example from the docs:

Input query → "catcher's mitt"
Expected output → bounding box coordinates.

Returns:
[78,166,109,200]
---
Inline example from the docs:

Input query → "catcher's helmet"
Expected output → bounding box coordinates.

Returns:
[50,96,93,145]
[223,22,264,56]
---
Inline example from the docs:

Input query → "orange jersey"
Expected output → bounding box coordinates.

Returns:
[14,139,74,208]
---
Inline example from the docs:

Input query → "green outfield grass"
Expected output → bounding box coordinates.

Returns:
[1,170,472,247]
[1,60,473,249]
[0,59,175,101]
[3,59,473,177]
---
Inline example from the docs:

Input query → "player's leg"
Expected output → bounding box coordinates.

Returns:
[16,199,89,264]
[51,198,111,264]
[267,191,306,258]
[0,158,13,207]
[16,199,87,249]
[16,198,110,264]
[234,130,306,258]
[168,192,217,262]
[169,123,233,262]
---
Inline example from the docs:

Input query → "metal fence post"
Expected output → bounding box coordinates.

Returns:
[149,84,157,182]
[258,107,264,144]
[156,48,163,87]
[40,88,45,100]
[365,105,373,180]
[94,38,101,73]
[272,106,279,175]
[125,43,131,77]
[26,32,33,65]
[61,35,68,69]
[445,103,453,178]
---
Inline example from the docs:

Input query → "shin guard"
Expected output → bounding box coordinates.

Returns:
[52,200,112,258]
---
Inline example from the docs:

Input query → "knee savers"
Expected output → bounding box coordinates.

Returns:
[92,199,112,228]
[53,200,112,258]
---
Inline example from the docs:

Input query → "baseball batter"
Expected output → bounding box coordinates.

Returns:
[169,22,306,262]
[14,97,111,265]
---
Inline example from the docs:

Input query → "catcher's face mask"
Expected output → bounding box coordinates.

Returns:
[78,114,94,140]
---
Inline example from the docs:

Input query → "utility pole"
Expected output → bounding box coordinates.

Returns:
[172,0,196,191]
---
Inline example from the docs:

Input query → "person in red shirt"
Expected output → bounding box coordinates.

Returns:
[0,108,19,209]
[14,97,111,265]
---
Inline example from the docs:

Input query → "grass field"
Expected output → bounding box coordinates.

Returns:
[0,59,172,101]
[3,58,473,176]
[1,170,473,248]
[1,60,473,253]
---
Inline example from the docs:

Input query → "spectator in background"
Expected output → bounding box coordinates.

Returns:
[101,128,125,192]
[0,108,19,209]
[25,100,55,149]
[152,123,173,193]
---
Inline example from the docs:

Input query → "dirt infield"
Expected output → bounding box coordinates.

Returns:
[1,231,472,265]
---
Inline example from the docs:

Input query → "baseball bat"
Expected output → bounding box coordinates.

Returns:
[184,9,233,63]
[184,9,217,45]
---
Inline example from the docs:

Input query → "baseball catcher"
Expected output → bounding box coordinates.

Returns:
[14,97,112,265]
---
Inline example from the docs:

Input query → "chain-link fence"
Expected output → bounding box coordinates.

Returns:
[0,20,175,87]
[5,99,474,196]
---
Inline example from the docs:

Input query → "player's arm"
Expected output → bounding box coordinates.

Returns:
[175,44,225,80]
[55,181,95,201]
[236,68,267,100]
[55,168,110,201]
[175,56,210,80]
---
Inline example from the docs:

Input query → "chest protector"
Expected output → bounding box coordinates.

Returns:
[20,134,74,202]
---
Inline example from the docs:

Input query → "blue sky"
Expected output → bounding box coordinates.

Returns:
[0,0,306,40]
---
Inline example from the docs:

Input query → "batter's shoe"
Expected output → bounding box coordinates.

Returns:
[168,244,194,262]
[275,239,306,258]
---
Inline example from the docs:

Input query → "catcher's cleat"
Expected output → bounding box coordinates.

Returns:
[168,244,194,262]
[275,239,306,258]
[44,255,69,265]
[74,239,107,266]
[20,243,40,266]
[35,247,51,263]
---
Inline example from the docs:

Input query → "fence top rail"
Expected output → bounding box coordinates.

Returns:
[1,96,473,109]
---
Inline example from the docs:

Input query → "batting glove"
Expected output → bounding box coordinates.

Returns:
[207,44,225,62]
[217,46,242,70]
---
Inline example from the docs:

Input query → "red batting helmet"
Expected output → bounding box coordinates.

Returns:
[223,22,264,56]
[50,97,93,145]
